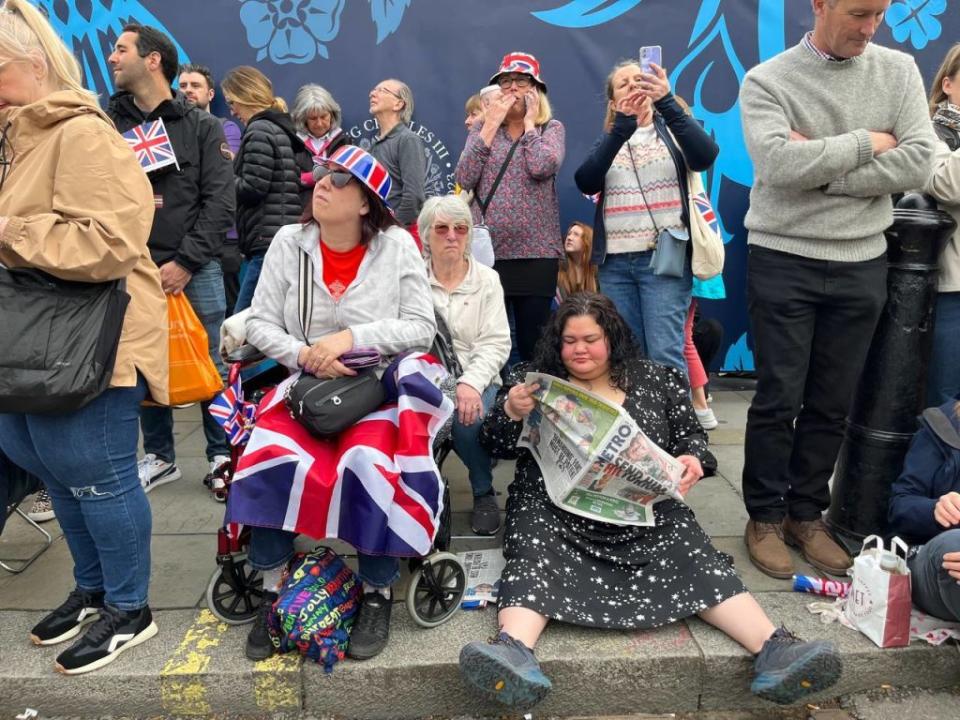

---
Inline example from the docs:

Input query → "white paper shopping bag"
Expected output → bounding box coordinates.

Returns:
[844,535,912,648]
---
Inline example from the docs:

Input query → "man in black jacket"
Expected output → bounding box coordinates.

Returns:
[107,24,235,495]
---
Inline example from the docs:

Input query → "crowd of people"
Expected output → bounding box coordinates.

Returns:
[0,0,959,711]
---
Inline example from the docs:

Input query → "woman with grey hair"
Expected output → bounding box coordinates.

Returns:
[420,195,511,534]
[292,84,348,191]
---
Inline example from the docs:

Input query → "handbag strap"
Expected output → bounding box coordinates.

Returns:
[626,143,661,236]
[297,248,314,345]
[478,136,522,219]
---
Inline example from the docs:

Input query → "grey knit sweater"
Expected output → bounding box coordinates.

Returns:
[740,41,937,261]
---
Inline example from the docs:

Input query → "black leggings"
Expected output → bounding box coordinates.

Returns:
[506,295,554,362]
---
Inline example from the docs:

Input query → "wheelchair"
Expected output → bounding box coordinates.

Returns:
[205,321,468,629]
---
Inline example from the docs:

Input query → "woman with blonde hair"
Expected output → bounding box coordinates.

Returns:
[455,51,565,363]
[574,59,718,373]
[0,0,167,674]
[222,66,306,312]
[556,221,598,302]
[926,43,960,405]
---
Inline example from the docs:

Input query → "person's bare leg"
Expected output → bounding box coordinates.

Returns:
[498,606,549,648]
[698,592,776,653]
[692,384,710,412]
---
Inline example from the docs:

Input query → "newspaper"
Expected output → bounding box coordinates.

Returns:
[517,373,685,527]
[458,548,505,608]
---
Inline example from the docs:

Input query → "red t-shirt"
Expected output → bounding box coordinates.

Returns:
[320,240,366,300]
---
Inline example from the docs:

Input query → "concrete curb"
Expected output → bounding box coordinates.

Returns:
[2,594,958,719]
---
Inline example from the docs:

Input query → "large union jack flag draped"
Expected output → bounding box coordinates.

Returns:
[226,353,454,557]
[121,118,179,173]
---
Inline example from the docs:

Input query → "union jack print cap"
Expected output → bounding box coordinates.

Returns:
[489,51,547,92]
[320,145,393,207]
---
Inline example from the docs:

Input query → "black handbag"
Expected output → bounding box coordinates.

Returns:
[284,369,386,438]
[283,248,385,438]
[0,266,129,414]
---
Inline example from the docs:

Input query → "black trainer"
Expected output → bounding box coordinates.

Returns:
[751,626,842,704]
[245,591,278,661]
[30,588,106,646]
[54,605,158,675]
[346,592,392,660]
[471,491,501,536]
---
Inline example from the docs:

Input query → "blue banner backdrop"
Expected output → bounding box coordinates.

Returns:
[37,0,959,371]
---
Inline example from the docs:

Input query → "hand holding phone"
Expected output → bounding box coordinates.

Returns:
[640,45,662,74]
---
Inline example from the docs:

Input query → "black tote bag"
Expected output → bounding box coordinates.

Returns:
[0,266,129,414]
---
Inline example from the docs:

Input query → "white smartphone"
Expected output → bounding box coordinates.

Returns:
[640,45,662,74]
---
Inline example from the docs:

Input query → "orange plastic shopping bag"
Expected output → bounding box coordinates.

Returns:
[166,293,223,405]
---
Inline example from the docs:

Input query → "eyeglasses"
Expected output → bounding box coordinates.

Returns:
[314,165,354,188]
[371,85,404,101]
[432,223,470,237]
[497,74,533,89]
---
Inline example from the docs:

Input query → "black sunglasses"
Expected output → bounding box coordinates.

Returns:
[0,122,13,194]
[314,165,354,188]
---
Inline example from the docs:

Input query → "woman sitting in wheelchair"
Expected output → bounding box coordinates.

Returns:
[420,195,511,536]
[229,145,442,662]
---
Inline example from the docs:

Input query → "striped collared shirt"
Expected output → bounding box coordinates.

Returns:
[802,32,843,61]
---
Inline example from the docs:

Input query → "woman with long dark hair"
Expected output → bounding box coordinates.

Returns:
[458,293,841,710]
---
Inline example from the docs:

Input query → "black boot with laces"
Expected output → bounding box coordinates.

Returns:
[346,591,393,660]
[245,591,278,661]
[54,604,157,675]
[751,626,841,704]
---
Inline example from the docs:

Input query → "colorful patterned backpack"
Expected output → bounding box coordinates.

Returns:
[268,548,361,672]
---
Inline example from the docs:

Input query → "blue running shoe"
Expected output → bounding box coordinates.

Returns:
[751,626,842,705]
[459,631,552,708]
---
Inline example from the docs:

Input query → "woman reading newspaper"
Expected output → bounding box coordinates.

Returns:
[458,293,841,709]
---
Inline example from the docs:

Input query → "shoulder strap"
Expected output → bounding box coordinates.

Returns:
[298,248,314,344]
[479,136,522,219]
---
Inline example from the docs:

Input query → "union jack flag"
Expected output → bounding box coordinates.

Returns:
[226,353,454,557]
[208,374,257,446]
[693,193,720,236]
[121,118,179,173]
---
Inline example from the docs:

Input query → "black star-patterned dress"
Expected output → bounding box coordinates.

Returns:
[479,360,746,629]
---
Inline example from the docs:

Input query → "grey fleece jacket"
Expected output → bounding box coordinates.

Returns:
[740,41,937,262]
[370,123,427,225]
[246,223,436,370]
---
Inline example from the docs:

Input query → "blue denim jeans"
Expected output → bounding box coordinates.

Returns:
[141,261,229,462]
[234,253,265,314]
[927,292,960,406]
[248,526,400,588]
[908,529,960,623]
[451,384,498,497]
[598,250,692,373]
[0,377,152,610]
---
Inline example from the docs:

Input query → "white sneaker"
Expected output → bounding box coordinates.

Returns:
[695,407,719,430]
[137,453,181,493]
[204,455,230,503]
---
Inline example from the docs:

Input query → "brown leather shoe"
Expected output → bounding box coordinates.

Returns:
[745,520,794,579]
[783,517,851,576]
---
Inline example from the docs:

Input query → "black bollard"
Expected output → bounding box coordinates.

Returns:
[826,194,957,553]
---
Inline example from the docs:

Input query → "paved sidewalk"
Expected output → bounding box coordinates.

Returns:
[1,381,958,718]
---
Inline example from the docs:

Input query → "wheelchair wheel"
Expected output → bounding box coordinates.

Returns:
[205,554,264,625]
[406,551,465,628]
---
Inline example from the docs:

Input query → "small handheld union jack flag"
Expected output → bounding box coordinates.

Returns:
[208,375,257,447]
[121,118,179,173]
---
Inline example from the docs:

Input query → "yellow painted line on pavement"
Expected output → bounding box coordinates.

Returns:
[160,609,229,716]
[253,653,301,712]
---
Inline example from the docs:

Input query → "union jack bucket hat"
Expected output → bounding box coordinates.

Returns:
[319,145,393,207]
[489,51,547,92]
